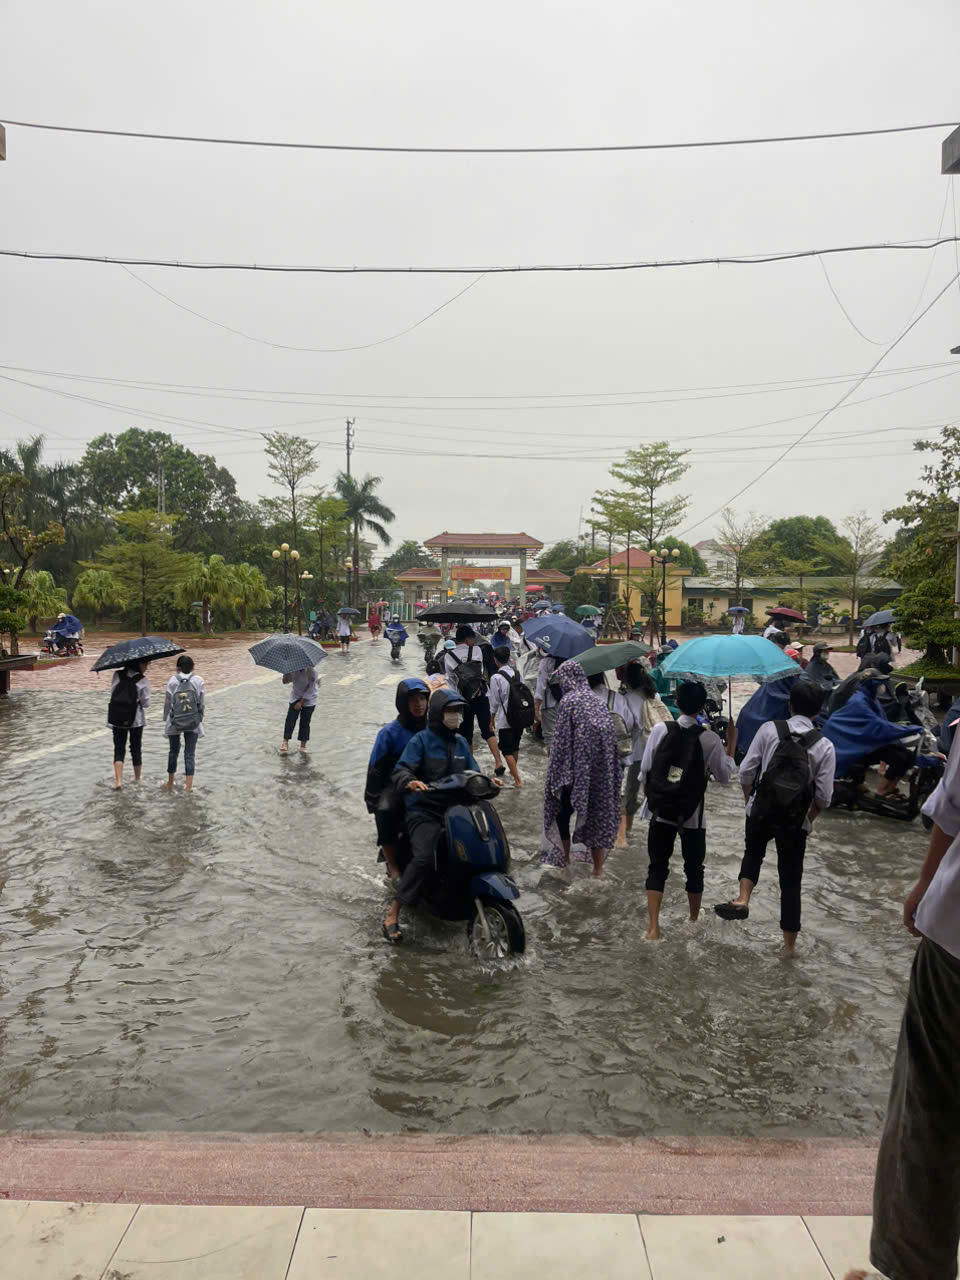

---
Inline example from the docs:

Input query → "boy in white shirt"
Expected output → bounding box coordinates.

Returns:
[488,647,524,787]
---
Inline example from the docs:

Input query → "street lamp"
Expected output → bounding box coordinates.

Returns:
[344,556,354,607]
[272,544,298,632]
[653,547,681,646]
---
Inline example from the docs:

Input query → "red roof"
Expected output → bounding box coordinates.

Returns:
[590,548,654,570]
[394,567,568,583]
[423,531,544,550]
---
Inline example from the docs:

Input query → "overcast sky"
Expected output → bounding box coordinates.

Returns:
[3,1,960,564]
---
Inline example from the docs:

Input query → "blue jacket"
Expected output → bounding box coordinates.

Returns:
[364,677,430,812]
[393,727,479,810]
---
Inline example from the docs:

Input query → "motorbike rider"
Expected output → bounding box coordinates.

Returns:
[365,678,430,881]
[382,688,497,943]
[384,614,408,657]
[823,670,915,799]
[804,642,840,690]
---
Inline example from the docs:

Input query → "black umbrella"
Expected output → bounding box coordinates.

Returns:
[864,608,895,627]
[416,601,498,623]
[92,636,186,672]
[248,634,328,674]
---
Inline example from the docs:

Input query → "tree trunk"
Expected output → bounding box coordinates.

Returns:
[141,562,147,636]
[353,520,360,609]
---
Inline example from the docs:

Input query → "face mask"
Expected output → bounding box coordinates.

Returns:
[442,710,462,730]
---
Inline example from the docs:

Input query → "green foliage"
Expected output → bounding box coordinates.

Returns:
[378,540,436,573]
[262,431,319,545]
[222,562,271,627]
[0,468,67,585]
[537,539,583,576]
[0,581,27,652]
[656,536,707,574]
[174,554,232,633]
[20,569,68,632]
[72,568,127,623]
[335,471,396,604]
[714,509,779,602]
[563,572,599,613]
[760,516,849,571]
[83,510,196,635]
[605,443,691,548]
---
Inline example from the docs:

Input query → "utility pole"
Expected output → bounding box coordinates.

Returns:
[156,466,166,515]
[941,128,960,661]
[345,419,355,476]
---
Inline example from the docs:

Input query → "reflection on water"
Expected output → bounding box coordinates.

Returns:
[0,652,924,1136]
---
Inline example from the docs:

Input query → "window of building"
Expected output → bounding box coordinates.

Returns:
[687,598,703,614]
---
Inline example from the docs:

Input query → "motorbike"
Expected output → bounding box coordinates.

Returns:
[830,734,944,822]
[393,771,525,958]
[41,628,84,656]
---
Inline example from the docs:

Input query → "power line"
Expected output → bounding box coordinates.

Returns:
[1,116,955,155]
[679,267,960,538]
[2,236,959,275]
[120,264,488,352]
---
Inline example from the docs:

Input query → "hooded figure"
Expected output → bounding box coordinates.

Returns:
[542,661,623,872]
[805,644,840,689]
[365,678,430,814]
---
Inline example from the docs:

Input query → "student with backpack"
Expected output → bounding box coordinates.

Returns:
[714,680,836,953]
[162,654,205,792]
[443,626,504,774]
[107,660,151,790]
[488,646,536,787]
[638,681,738,940]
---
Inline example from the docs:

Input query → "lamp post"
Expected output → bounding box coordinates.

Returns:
[652,547,681,646]
[295,569,312,636]
[271,543,299,632]
[343,556,354,608]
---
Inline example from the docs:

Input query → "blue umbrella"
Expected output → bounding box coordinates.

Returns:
[727,606,749,614]
[92,636,186,672]
[337,607,361,616]
[659,634,800,719]
[521,613,596,661]
[248,633,328,674]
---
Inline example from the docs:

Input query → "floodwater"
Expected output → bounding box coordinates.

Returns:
[0,643,924,1138]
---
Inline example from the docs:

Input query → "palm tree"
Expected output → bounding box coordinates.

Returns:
[20,569,68,633]
[72,568,127,625]
[225,562,271,628]
[334,472,395,606]
[174,554,230,633]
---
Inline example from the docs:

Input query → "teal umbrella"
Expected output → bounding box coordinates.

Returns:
[574,640,650,676]
[574,605,602,616]
[659,634,799,718]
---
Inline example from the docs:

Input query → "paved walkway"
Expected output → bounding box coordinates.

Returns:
[0,1199,877,1277]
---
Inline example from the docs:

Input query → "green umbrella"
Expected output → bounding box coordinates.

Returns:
[574,604,602,616]
[573,639,650,676]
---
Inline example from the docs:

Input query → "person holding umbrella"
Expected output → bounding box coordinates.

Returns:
[336,608,357,652]
[94,636,186,791]
[247,633,327,754]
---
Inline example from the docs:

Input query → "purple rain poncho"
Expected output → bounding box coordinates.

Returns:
[542,660,623,864]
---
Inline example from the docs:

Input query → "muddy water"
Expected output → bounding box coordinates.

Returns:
[0,645,923,1136]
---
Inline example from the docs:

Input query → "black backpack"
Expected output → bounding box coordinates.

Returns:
[644,722,707,823]
[108,671,141,728]
[446,646,487,702]
[750,720,820,829]
[504,669,535,731]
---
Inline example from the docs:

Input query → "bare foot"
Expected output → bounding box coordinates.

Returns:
[113,783,122,791]
[645,925,662,941]
[299,743,308,753]
[513,778,524,788]
[842,1271,868,1280]
[279,743,288,754]
[162,780,173,791]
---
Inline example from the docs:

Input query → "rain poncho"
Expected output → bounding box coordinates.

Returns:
[542,661,623,863]
[821,687,919,775]
[735,674,799,758]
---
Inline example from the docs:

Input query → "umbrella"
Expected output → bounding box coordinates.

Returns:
[521,613,596,661]
[337,607,361,615]
[574,639,651,676]
[248,633,328,674]
[532,600,553,611]
[574,605,602,616]
[416,601,497,623]
[864,608,895,627]
[414,600,427,608]
[764,606,805,621]
[659,634,800,720]
[92,636,185,672]
[727,606,749,614]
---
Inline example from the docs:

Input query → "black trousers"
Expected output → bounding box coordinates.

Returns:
[866,743,912,782]
[459,694,493,745]
[283,703,315,743]
[396,811,442,907]
[738,816,807,933]
[112,725,143,766]
[646,820,707,895]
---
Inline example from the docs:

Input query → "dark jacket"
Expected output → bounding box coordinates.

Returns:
[805,656,840,689]
[364,678,429,812]
[392,689,480,811]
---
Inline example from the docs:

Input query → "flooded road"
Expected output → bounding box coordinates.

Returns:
[0,642,924,1137]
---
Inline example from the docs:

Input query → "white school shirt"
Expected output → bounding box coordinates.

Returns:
[638,714,737,829]
[619,688,657,764]
[589,683,638,736]
[762,623,780,639]
[916,728,960,960]
[534,655,561,710]
[163,672,206,737]
[107,672,150,728]
[336,616,352,637]
[443,644,486,692]
[739,714,836,833]
[488,664,516,730]
[285,667,319,707]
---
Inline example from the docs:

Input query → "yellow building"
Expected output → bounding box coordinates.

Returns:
[576,550,689,629]
[681,574,902,629]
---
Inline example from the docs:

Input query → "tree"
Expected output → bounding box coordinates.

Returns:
[714,509,779,604]
[83,510,195,635]
[308,494,351,594]
[262,432,319,547]
[818,512,885,644]
[563,571,599,614]
[657,536,707,575]
[537,539,583,576]
[759,515,849,572]
[0,581,27,654]
[774,555,830,614]
[0,472,66,586]
[223,562,271,628]
[378,540,436,574]
[20,569,67,633]
[174,554,231,633]
[72,568,127,624]
[334,472,395,606]
[605,443,691,549]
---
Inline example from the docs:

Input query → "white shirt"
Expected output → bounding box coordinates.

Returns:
[638,713,737,828]
[336,616,352,637]
[620,688,657,764]
[489,664,516,730]
[762,623,780,639]
[534,655,561,710]
[285,667,319,706]
[916,729,960,960]
[444,644,486,691]
[107,671,150,728]
[163,672,206,738]
[739,714,836,832]
[589,683,637,736]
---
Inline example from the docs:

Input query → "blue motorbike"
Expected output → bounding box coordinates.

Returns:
[394,771,525,957]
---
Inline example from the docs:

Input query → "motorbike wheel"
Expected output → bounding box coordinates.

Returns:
[467,901,525,958]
